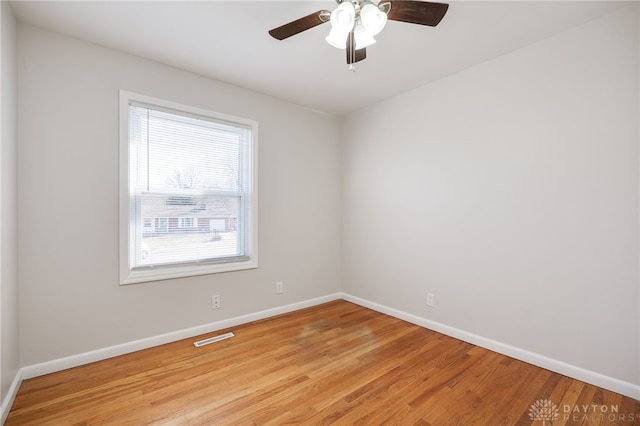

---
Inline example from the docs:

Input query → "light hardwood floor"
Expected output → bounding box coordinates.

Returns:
[7,300,640,425]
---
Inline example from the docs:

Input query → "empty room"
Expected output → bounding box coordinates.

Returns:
[1,0,639,424]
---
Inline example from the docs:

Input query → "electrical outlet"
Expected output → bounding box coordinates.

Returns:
[276,282,284,294]
[212,295,221,309]
[426,293,435,308]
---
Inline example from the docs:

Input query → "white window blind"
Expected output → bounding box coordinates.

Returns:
[120,92,257,284]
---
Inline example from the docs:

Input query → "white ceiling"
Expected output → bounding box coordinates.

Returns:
[10,0,629,115]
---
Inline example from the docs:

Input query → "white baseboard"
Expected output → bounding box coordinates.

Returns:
[1,368,23,424]
[341,293,640,401]
[20,293,341,381]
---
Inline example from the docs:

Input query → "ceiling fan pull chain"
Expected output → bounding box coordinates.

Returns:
[347,31,356,71]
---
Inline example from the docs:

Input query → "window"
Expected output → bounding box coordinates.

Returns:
[179,217,196,229]
[119,91,258,284]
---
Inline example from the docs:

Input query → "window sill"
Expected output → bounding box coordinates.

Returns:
[119,258,258,285]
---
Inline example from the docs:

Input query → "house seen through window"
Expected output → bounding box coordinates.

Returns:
[120,92,258,284]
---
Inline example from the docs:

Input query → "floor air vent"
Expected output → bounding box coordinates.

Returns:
[194,332,235,347]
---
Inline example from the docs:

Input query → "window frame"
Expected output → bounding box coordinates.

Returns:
[119,91,258,285]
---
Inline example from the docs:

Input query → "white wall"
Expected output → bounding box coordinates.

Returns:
[343,4,639,387]
[17,24,342,366]
[1,0,20,407]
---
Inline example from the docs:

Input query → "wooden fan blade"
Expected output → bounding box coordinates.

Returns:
[268,10,331,40]
[346,32,367,64]
[386,1,449,27]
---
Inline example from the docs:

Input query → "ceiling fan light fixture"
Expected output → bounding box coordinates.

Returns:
[326,27,349,49]
[330,1,356,32]
[360,3,388,35]
[354,23,376,49]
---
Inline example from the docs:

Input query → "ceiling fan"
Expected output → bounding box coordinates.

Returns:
[268,0,449,70]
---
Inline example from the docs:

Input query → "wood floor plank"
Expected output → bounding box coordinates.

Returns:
[7,300,640,425]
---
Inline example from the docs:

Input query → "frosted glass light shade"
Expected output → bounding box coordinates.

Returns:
[326,27,349,49]
[360,3,387,35]
[354,24,376,49]
[330,1,356,32]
